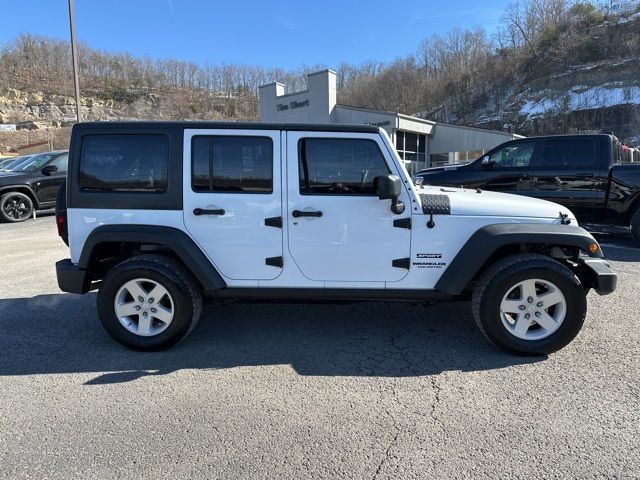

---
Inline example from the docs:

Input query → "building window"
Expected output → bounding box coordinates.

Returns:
[395,130,427,174]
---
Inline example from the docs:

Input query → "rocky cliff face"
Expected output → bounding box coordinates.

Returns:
[0,89,129,125]
[468,56,640,145]
[0,87,237,153]
[0,88,136,153]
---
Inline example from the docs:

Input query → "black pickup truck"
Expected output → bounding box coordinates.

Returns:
[415,134,640,243]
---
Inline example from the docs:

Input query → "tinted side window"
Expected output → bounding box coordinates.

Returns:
[489,142,535,168]
[49,153,68,172]
[299,138,390,195]
[191,136,272,193]
[79,135,168,192]
[542,139,596,169]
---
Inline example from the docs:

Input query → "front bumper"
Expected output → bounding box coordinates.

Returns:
[579,257,617,295]
[56,259,90,294]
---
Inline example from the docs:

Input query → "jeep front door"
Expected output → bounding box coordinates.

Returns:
[286,132,411,283]
[183,129,283,281]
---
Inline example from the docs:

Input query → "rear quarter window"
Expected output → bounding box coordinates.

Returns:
[541,139,596,169]
[79,134,169,192]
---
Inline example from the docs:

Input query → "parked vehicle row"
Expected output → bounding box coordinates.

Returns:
[0,150,68,222]
[415,134,640,243]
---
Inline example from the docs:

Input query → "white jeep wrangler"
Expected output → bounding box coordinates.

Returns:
[55,122,617,354]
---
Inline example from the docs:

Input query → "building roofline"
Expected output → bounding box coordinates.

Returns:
[336,103,398,116]
[397,113,436,126]
[307,68,337,77]
[258,81,285,89]
[336,104,436,126]
[434,121,519,136]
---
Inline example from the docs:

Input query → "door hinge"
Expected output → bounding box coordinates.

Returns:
[392,258,411,269]
[393,217,411,229]
[265,216,283,228]
[265,256,283,268]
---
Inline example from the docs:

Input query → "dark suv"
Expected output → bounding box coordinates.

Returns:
[0,150,68,222]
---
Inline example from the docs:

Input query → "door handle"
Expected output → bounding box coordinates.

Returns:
[292,210,323,218]
[193,208,225,216]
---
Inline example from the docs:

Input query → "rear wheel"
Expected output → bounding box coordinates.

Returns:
[0,191,33,222]
[472,253,587,355]
[97,254,203,351]
[630,208,640,244]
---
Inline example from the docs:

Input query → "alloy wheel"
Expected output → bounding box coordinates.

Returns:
[114,278,175,337]
[3,195,31,220]
[499,278,567,341]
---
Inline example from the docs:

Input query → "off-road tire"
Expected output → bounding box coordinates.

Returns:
[630,208,640,245]
[472,253,587,356]
[0,191,33,223]
[97,254,203,351]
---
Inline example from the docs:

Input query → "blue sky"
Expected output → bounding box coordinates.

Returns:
[0,0,510,69]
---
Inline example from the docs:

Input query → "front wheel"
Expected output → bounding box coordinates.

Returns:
[472,254,587,355]
[97,254,203,351]
[0,192,33,222]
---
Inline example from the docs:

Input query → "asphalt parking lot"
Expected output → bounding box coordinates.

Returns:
[0,217,638,479]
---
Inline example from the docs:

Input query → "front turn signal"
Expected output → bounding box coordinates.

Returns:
[588,243,599,255]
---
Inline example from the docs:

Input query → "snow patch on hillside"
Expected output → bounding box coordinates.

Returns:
[521,86,640,118]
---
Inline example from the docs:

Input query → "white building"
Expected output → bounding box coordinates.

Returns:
[259,69,521,173]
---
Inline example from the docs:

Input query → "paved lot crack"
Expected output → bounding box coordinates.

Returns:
[429,376,443,427]
[372,428,400,479]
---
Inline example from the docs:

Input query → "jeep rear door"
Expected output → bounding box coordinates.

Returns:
[182,129,283,281]
[286,131,411,283]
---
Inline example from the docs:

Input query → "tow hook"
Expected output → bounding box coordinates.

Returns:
[559,212,571,225]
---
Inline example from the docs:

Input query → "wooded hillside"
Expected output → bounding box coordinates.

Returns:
[1,0,639,152]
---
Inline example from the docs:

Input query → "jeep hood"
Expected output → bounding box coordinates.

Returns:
[417,186,575,221]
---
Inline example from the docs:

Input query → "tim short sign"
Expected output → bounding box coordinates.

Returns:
[276,99,309,111]
[364,120,391,127]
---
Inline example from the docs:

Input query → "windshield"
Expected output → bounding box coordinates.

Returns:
[8,152,58,172]
[0,158,18,169]
[0,155,31,172]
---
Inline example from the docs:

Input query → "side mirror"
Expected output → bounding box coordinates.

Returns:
[375,174,405,215]
[41,165,59,176]
[481,155,492,166]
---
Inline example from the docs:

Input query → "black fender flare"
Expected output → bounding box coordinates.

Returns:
[79,225,227,292]
[434,223,603,295]
[0,184,39,207]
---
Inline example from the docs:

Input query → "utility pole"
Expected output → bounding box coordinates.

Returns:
[68,0,81,123]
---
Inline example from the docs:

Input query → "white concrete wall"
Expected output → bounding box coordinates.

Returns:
[429,123,519,155]
[258,70,336,123]
[333,106,397,135]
